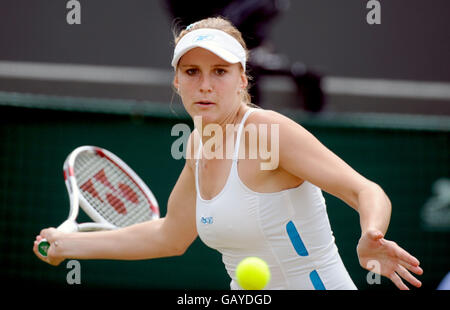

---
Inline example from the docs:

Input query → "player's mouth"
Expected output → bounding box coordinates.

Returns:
[195,100,216,106]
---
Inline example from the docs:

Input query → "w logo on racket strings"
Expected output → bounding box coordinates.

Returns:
[80,168,140,215]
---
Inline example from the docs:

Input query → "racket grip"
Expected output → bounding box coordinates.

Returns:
[37,239,51,257]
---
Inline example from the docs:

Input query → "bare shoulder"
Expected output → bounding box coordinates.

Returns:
[246,108,307,136]
[245,108,327,164]
[247,108,301,127]
[243,108,310,171]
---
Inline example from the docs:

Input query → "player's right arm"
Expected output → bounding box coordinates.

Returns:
[33,135,198,265]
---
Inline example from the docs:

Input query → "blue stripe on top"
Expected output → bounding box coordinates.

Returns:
[309,270,326,290]
[286,220,309,256]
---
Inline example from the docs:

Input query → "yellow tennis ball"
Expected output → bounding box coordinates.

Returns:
[236,257,271,290]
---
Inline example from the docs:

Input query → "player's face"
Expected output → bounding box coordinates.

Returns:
[174,47,247,124]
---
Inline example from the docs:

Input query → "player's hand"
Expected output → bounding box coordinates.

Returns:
[33,228,65,266]
[356,230,423,290]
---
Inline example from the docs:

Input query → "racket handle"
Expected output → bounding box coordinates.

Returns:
[37,221,78,257]
[37,239,51,257]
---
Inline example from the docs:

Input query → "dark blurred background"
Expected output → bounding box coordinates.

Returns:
[0,0,449,292]
[1,0,449,113]
[1,0,449,79]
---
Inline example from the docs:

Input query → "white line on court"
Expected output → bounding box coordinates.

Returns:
[1,61,450,100]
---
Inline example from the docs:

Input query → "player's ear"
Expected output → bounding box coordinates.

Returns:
[240,69,248,90]
[173,74,179,92]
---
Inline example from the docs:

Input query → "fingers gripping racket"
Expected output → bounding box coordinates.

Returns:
[38,146,160,257]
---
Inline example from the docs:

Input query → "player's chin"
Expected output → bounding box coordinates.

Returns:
[193,103,217,114]
[192,106,220,122]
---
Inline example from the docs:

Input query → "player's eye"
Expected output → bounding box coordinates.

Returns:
[215,68,226,76]
[185,68,198,76]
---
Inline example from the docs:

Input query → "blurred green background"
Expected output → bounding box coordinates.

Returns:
[1,91,448,290]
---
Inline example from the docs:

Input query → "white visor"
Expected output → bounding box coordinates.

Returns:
[171,28,246,71]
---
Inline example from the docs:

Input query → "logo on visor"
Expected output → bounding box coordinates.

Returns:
[194,34,214,42]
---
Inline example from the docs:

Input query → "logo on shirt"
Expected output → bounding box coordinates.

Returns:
[201,216,214,224]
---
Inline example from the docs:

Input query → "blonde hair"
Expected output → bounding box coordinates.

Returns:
[173,16,254,106]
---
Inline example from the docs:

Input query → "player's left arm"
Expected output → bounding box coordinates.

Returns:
[256,110,389,234]
[253,110,423,289]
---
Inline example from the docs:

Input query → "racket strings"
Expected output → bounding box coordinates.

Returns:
[74,152,154,227]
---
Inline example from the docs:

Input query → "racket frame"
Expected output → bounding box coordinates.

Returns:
[37,145,159,257]
[72,146,160,224]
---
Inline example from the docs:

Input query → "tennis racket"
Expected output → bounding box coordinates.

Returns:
[37,145,160,257]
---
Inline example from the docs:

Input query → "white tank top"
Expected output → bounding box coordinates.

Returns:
[195,108,356,290]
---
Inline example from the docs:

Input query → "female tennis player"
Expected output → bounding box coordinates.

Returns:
[33,17,423,290]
